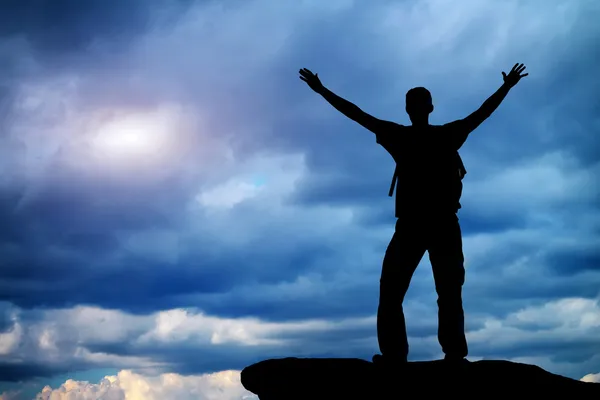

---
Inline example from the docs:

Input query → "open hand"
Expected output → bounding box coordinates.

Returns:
[299,68,324,94]
[502,63,528,88]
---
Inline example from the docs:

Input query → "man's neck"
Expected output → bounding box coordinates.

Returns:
[409,115,429,127]
[410,121,429,128]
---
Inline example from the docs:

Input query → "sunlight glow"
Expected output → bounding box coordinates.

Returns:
[92,111,172,159]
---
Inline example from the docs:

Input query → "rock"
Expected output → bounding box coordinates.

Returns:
[241,357,600,399]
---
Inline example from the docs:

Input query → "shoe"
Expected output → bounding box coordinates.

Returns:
[372,354,408,369]
[443,355,470,364]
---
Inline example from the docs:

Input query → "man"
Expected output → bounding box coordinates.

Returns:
[298,63,528,365]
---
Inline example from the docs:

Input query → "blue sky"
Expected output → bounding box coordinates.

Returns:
[0,0,599,398]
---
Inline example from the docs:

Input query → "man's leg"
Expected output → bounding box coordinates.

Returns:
[377,216,427,361]
[428,212,468,359]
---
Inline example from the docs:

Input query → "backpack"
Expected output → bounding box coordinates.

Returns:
[387,151,467,197]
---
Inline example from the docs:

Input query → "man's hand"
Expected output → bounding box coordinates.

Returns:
[299,68,324,94]
[452,63,528,142]
[502,63,528,88]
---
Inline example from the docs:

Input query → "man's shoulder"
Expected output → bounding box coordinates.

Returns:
[375,121,408,141]
[432,122,455,130]
[384,121,409,131]
[439,119,468,132]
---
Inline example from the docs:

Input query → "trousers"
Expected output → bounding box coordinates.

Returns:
[377,211,468,359]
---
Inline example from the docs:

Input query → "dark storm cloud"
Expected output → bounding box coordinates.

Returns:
[0,232,336,314]
[0,167,341,313]
[465,273,600,308]
[193,276,380,321]
[0,174,189,308]
[0,363,67,382]
[79,239,336,314]
[0,0,194,57]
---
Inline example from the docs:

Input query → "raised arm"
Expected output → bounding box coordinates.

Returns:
[299,68,397,135]
[447,63,528,149]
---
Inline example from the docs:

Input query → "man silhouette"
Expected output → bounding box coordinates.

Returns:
[299,63,528,365]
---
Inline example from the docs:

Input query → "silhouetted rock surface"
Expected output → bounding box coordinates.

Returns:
[241,357,600,399]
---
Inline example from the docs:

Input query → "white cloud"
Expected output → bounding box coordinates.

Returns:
[581,372,600,383]
[0,303,375,373]
[0,391,20,400]
[33,369,257,400]
[46,307,152,345]
[2,297,599,377]
[0,297,599,394]
[135,308,284,346]
[468,298,600,344]
[0,321,21,355]
[506,298,600,329]
[131,308,374,348]
[0,306,160,371]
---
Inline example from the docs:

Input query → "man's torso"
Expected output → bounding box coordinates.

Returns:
[376,124,466,217]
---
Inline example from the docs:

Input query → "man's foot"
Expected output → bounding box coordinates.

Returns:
[443,355,470,364]
[372,354,408,370]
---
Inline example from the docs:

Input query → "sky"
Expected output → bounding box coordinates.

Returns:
[0,0,599,398]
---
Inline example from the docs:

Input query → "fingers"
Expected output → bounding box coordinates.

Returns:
[510,63,526,75]
[299,76,308,83]
[519,73,529,78]
[299,68,314,77]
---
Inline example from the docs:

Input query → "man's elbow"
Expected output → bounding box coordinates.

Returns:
[346,104,365,121]
[463,114,487,132]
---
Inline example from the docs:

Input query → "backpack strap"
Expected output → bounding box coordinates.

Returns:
[388,166,398,197]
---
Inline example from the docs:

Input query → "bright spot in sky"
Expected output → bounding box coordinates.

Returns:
[92,111,172,159]
[66,104,200,182]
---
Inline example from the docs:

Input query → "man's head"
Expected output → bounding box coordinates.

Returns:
[405,87,433,121]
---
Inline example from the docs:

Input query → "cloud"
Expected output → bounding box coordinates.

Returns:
[0,322,21,355]
[0,0,599,395]
[33,369,257,400]
[466,298,600,361]
[0,391,20,400]
[0,0,597,315]
[581,372,600,383]
[0,0,193,58]
[0,297,599,384]
[17,366,600,400]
